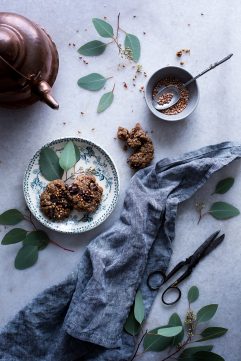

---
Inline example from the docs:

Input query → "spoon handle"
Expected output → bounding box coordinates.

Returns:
[184,53,233,87]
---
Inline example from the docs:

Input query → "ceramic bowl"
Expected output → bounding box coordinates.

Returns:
[145,66,199,121]
[23,138,120,234]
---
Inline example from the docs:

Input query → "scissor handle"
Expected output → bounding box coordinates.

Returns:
[147,270,166,291]
[161,285,182,305]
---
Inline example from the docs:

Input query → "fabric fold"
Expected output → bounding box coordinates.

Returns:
[1,141,241,361]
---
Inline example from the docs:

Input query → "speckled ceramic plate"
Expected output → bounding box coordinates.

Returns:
[23,137,120,234]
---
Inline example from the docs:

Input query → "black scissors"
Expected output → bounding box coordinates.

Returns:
[147,230,225,305]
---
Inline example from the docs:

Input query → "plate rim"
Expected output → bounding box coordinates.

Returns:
[23,137,120,234]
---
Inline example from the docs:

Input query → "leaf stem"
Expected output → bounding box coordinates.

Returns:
[112,83,115,92]
[197,211,208,224]
[130,330,147,361]
[50,239,74,252]
[116,12,120,52]
[160,336,191,361]
[119,27,127,34]
[26,210,74,253]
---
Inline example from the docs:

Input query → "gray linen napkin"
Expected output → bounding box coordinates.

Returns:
[1,141,241,361]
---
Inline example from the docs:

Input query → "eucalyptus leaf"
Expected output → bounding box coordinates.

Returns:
[143,326,171,352]
[14,245,38,270]
[213,177,234,195]
[188,286,199,304]
[39,148,64,181]
[168,313,184,346]
[209,202,240,220]
[124,33,141,62]
[23,230,49,250]
[157,326,183,338]
[74,144,81,163]
[78,40,107,56]
[178,346,213,360]
[77,73,107,91]
[196,304,218,323]
[193,351,224,361]
[124,306,141,336]
[97,91,114,113]
[92,18,114,38]
[1,228,27,245]
[134,289,145,324]
[196,327,228,342]
[59,141,77,171]
[0,209,24,225]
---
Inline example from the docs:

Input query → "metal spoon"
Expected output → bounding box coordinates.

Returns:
[153,53,233,111]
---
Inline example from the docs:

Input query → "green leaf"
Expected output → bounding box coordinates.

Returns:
[196,327,228,342]
[0,209,24,225]
[124,33,141,62]
[92,18,114,38]
[134,290,145,324]
[1,228,27,245]
[209,202,240,220]
[74,144,81,163]
[197,304,218,323]
[78,40,107,56]
[168,313,184,346]
[23,230,49,250]
[193,351,224,361]
[213,177,234,194]
[143,326,172,352]
[124,306,141,336]
[157,326,183,338]
[178,346,213,360]
[59,141,78,171]
[188,286,199,304]
[97,91,114,113]
[77,73,107,91]
[39,147,64,181]
[14,245,38,270]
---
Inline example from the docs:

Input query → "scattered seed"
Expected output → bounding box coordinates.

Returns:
[123,82,128,89]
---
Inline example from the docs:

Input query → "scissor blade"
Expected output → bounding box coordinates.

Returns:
[202,233,225,257]
[191,230,223,262]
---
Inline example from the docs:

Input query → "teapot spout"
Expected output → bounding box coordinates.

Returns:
[35,80,59,109]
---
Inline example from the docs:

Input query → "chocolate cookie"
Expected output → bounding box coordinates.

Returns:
[117,123,154,169]
[40,180,73,221]
[68,175,103,213]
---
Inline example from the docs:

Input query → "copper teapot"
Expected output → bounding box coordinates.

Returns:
[0,12,59,109]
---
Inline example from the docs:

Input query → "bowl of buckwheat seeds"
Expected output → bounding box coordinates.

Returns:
[145,66,199,121]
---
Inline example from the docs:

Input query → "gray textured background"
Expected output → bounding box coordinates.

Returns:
[0,0,241,359]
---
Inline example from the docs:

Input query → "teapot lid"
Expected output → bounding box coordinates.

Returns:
[0,12,59,109]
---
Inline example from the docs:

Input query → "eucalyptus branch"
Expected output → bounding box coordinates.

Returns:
[127,286,227,361]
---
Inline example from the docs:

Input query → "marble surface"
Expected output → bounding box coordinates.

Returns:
[0,0,241,359]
